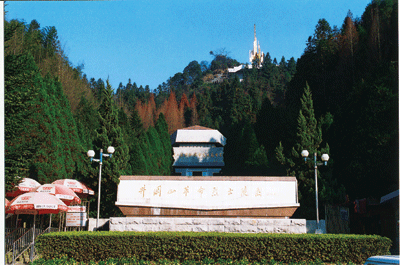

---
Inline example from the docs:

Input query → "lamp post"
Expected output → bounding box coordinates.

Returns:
[301,150,329,234]
[87,146,115,230]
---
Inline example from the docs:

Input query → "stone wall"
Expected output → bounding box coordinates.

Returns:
[110,217,306,234]
[88,218,110,231]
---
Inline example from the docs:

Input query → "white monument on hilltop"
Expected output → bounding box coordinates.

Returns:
[249,24,264,66]
[228,24,265,80]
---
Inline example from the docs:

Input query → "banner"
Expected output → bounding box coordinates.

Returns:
[116,176,299,210]
[66,206,87,227]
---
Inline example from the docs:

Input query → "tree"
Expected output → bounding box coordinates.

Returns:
[155,113,172,175]
[189,93,199,126]
[179,93,190,127]
[5,53,41,190]
[162,91,181,134]
[91,80,129,217]
[126,108,148,175]
[128,137,149,175]
[275,84,337,219]
[183,61,202,86]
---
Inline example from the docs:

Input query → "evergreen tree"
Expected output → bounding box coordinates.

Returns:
[128,137,149,175]
[127,108,148,175]
[155,113,172,175]
[147,127,164,175]
[91,80,129,217]
[5,53,41,190]
[140,133,158,175]
[75,96,100,149]
[275,84,336,219]
[129,108,145,141]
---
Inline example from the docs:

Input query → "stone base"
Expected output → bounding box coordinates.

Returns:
[109,217,306,234]
[117,206,298,218]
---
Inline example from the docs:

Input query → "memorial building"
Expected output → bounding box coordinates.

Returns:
[112,126,305,233]
[170,125,226,176]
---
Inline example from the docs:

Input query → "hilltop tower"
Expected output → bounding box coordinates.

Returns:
[249,24,264,66]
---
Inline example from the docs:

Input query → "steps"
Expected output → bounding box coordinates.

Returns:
[5,227,58,265]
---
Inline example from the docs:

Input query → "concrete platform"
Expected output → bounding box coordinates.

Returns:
[109,217,306,234]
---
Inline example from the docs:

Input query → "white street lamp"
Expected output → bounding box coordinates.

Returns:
[301,149,330,234]
[87,146,114,230]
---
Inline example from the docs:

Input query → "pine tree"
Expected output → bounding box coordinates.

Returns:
[155,113,172,175]
[275,83,332,219]
[91,80,129,217]
[140,133,157,175]
[147,127,163,175]
[129,108,145,141]
[129,137,149,175]
[5,53,41,190]
[126,107,148,175]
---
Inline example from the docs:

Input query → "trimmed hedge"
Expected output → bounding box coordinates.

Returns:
[35,231,391,264]
[31,257,357,264]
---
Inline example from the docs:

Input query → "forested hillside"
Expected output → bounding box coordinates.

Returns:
[5,0,398,219]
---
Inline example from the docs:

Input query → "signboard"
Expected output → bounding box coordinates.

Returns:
[116,176,299,210]
[66,206,86,227]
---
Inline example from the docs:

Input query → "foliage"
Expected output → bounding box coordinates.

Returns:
[4,0,398,222]
[275,84,344,219]
[36,231,391,264]
[5,53,41,190]
[31,256,360,265]
[88,80,129,217]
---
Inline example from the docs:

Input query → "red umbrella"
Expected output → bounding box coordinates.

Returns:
[6,178,41,197]
[6,192,68,262]
[52,179,94,198]
[33,184,81,206]
[5,198,10,209]
[6,192,68,215]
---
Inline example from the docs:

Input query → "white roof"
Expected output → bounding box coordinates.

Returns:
[228,65,244,73]
[171,126,226,146]
[380,190,399,204]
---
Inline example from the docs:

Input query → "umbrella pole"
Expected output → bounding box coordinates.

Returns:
[58,212,61,231]
[49,214,52,229]
[30,214,36,262]
[15,214,19,229]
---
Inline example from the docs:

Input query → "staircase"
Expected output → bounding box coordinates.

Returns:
[5,227,58,264]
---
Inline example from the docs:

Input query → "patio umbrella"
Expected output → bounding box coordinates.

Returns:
[6,178,41,197]
[52,179,94,198]
[6,192,68,261]
[33,184,81,206]
[33,184,81,229]
[5,198,10,209]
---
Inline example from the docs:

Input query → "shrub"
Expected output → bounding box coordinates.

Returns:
[35,231,391,264]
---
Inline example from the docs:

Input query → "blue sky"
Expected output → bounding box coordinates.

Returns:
[6,0,372,91]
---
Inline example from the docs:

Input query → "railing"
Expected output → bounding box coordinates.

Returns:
[28,227,59,262]
[5,228,29,254]
[5,228,14,235]
[7,227,59,264]
[8,227,40,264]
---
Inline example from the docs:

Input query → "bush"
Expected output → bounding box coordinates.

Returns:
[35,232,391,264]
[31,257,358,265]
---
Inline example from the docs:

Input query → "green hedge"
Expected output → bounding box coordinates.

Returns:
[35,232,391,264]
[31,257,357,265]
